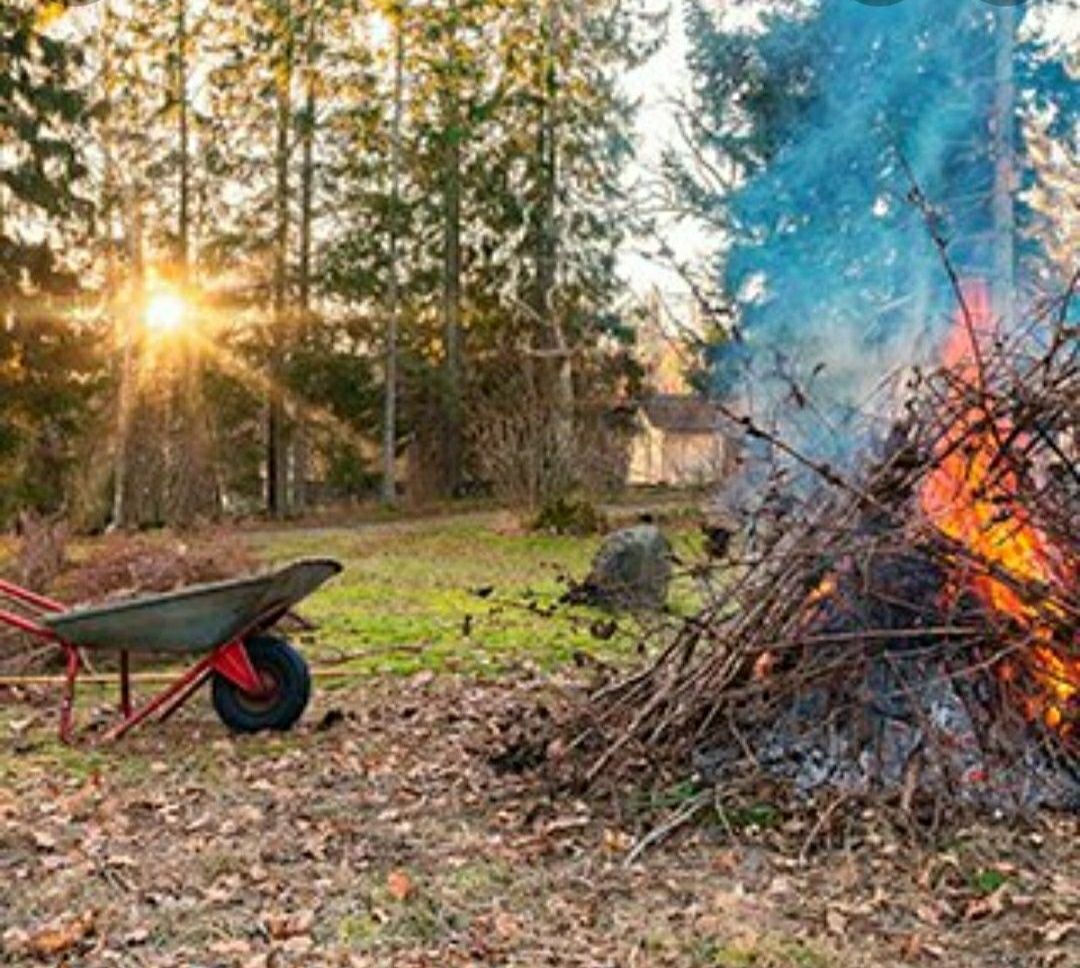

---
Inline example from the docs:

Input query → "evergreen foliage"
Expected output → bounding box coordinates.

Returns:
[0,3,104,518]
[0,0,660,525]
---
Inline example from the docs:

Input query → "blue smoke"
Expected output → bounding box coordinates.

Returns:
[707,0,1072,464]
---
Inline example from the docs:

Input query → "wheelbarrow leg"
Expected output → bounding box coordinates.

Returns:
[59,646,80,744]
[119,650,132,718]
[102,653,216,743]
[154,663,213,724]
[102,642,267,743]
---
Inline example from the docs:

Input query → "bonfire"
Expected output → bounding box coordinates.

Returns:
[584,279,1078,817]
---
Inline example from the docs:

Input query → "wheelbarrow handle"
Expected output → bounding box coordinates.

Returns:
[0,578,65,614]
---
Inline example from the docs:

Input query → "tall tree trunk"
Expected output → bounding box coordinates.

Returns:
[169,0,214,526]
[268,3,294,518]
[177,0,190,273]
[293,1,318,513]
[991,3,1016,331]
[382,14,405,507]
[537,0,573,449]
[100,6,132,530]
[441,0,464,496]
[116,194,145,527]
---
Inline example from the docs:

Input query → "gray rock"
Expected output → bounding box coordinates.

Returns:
[567,524,672,611]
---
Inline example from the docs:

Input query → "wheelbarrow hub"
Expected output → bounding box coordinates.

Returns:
[211,640,267,696]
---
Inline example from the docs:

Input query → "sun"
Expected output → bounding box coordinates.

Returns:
[144,291,188,335]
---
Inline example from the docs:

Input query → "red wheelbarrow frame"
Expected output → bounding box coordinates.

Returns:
[0,577,267,744]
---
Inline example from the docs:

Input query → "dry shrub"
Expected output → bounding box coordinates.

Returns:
[52,530,256,606]
[14,512,69,592]
[532,495,608,536]
[469,367,633,513]
[472,399,579,512]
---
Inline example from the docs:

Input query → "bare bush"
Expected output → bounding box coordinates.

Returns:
[469,364,632,513]
[471,401,578,512]
[14,512,69,592]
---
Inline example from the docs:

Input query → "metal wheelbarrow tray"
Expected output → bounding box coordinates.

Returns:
[0,558,342,743]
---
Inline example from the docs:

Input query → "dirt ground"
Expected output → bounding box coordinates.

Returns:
[1,674,1076,967]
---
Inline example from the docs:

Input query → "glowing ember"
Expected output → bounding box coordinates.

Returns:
[919,283,1078,734]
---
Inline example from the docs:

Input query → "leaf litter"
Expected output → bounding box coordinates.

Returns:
[0,671,1075,966]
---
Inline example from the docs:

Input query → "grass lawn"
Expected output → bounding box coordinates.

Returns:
[244,509,704,678]
[0,502,705,685]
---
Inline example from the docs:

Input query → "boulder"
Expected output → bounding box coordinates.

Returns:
[565,524,672,611]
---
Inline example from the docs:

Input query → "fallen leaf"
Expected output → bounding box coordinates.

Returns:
[712,850,740,876]
[825,907,848,936]
[964,886,1007,921]
[916,903,942,926]
[123,927,150,946]
[210,938,253,957]
[1,928,28,954]
[387,868,415,902]
[490,912,520,942]
[31,830,57,851]
[602,828,633,853]
[25,910,96,957]
[1042,921,1075,944]
[283,935,314,954]
[265,909,315,941]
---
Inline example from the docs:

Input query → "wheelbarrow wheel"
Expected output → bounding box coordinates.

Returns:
[212,635,311,733]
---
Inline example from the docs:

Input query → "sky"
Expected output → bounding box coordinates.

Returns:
[620,4,704,317]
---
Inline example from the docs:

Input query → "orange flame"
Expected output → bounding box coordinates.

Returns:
[919,283,1078,734]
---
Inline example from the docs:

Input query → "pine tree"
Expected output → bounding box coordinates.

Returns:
[0,3,104,519]
[488,0,659,448]
[400,0,495,494]
[321,1,443,498]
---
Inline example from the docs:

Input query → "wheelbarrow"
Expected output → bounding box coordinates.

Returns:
[0,558,342,743]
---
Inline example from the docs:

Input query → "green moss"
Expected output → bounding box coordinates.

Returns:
[337,872,459,952]
[696,937,835,968]
[0,733,151,786]
[244,516,705,677]
[717,802,783,832]
[338,912,381,946]
[442,859,515,900]
[970,867,1009,895]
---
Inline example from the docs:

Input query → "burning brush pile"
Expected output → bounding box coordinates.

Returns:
[586,286,1078,815]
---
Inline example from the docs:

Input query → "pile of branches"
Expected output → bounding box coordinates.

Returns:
[582,287,1078,816]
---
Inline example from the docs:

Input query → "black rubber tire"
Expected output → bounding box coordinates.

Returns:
[212,635,311,733]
